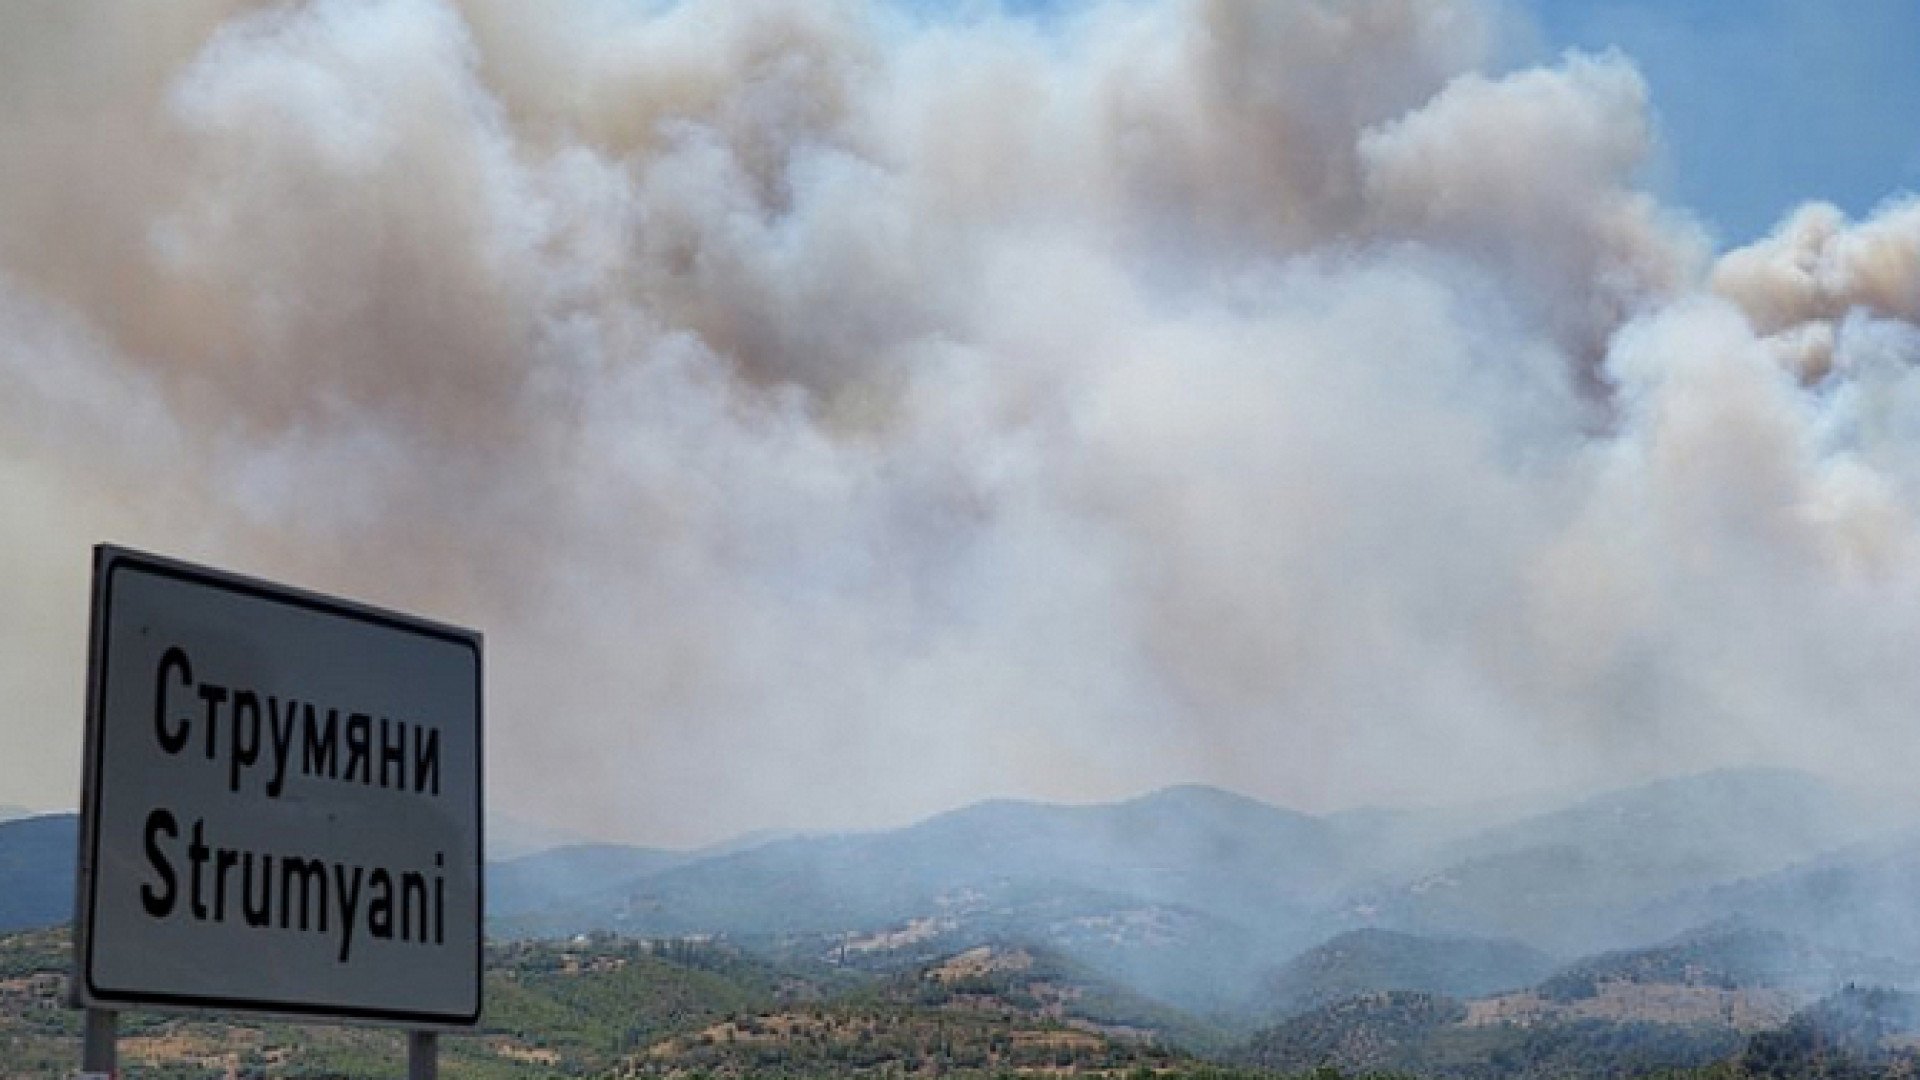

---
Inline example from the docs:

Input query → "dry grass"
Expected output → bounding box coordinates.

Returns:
[1466,981,1799,1033]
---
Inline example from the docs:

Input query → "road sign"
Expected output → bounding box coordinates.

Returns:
[73,545,483,1027]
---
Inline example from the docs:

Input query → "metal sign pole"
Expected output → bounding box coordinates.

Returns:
[408,1031,438,1080]
[80,1007,116,1077]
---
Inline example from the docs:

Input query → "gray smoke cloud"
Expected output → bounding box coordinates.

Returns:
[2,0,1917,846]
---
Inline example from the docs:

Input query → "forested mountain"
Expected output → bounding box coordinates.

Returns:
[8,769,1920,1078]
[1535,921,1919,1002]
[1332,769,1884,955]
[1261,929,1553,1017]
[1625,833,1920,961]
[12,769,1911,1016]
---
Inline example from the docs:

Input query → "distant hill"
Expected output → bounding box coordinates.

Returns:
[0,814,75,932]
[0,766,1907,1080]
[1261,929,1554,1018]
[510,784,1363,1011]
[896,784,1353,914]
[533,783,1346,929]
[487,811,593,861]
[1537,921,1919,1002]
[1339,768,1874,954]
[1627,832,1920,962]
[488,842,689,917]
[1453,769,1867,873]
[488,769,1905,1016]
[485,826,823,920]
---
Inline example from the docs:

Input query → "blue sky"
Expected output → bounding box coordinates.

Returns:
[1529,0,1920,245]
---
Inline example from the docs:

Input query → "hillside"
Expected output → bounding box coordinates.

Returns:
[510,784,1358,1010]
[1335,769,1877,955]
[480,770,1905,992]
[0,814,75,932]
[1243,989,1743,1079]
[0,926,1261,1078]
[2,926,805,1077]
[1261,929,1554,1018]
[542,784,1346,933]
[509,776,1858,1011]
[10,916,1920,1079]
[1236,918,1920,1079]
[1758,987,1920,1056]
[1627,832,1920,961]
[1244,990,1470,1073]
[1450,769,1869,877]
[7,768,1919,1077]
[1535,921,1919,1002]
[634,944,1200,1078]
[1468,988,1920,1080]
[495,772,1863,980]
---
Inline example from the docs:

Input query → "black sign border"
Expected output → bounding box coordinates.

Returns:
[72,544,485,1029]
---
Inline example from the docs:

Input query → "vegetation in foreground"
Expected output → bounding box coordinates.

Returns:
[5,925,1920,1079]
[5,926,1250,1079]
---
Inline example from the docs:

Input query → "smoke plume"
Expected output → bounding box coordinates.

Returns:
[2,0,1917,845]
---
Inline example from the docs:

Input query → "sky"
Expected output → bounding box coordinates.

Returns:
[2,0,1918,848]
[985,0,1920,241]
[1528,0,1920,243]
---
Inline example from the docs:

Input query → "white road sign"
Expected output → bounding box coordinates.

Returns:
[73,546,483,1026]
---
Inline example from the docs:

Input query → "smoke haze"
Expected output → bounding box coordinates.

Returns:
[3,0,1918,846]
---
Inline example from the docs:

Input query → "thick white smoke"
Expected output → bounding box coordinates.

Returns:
[2,0,1916,845]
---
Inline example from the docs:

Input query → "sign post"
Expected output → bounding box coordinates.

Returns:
[410,1030,438,1080]
[80,1007,115,1077]
[71,545,483,1071]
